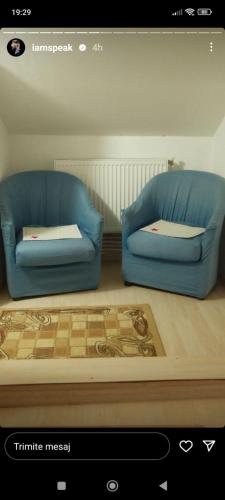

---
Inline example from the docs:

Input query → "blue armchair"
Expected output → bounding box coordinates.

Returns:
[122,170,225,298]
[0,170,103,298]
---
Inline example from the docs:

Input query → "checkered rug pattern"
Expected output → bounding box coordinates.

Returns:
[0,305,165,360]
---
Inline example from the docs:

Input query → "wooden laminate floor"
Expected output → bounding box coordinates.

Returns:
[0,262,225,427]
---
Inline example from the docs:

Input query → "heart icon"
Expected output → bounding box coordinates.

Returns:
[179,440,193,453]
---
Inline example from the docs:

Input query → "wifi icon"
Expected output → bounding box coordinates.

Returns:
[185,8,195,15]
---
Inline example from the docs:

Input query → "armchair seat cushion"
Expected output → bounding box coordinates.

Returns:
[16,230,95,267]
[127,229,202,263]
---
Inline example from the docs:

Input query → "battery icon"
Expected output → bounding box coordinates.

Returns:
[197,8,213,15]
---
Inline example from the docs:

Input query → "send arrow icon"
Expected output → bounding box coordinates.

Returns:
[202,440,216,452]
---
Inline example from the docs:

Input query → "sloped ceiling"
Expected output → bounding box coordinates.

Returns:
[0,28,225,135]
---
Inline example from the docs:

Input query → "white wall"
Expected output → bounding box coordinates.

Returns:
[9,134,213,173]
[1,30,224,137]
[0,116,9,179]
[213,117,225,177]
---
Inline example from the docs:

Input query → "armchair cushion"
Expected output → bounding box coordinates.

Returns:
[16,229,95,267]
[127,229,202,263]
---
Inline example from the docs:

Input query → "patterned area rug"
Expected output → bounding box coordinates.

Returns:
[0,304,165,360]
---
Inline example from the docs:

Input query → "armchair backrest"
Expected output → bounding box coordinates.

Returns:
[149,170,225,227]
[0,170,90,230]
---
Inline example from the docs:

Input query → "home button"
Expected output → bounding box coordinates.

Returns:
[106,480,119,492]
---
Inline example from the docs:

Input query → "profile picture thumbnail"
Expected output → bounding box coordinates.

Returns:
[7,38,26,57]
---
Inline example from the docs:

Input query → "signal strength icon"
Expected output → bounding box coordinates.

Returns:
[172,9,183,16]
[185,8,195,15]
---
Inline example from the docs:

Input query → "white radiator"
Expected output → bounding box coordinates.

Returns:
[54,159,168,232]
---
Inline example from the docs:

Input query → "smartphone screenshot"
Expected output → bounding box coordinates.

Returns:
[0,6,224,498]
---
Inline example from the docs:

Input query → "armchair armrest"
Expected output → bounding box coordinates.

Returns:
[1,222,16,247]
[201,212,224,260]
[78,204,104,248]
[121,185,156,239]
[75,187,103,247]
[0,203,16,247]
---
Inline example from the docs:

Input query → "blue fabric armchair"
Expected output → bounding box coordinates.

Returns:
[0,170,103,298]
[122,170,225,299]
